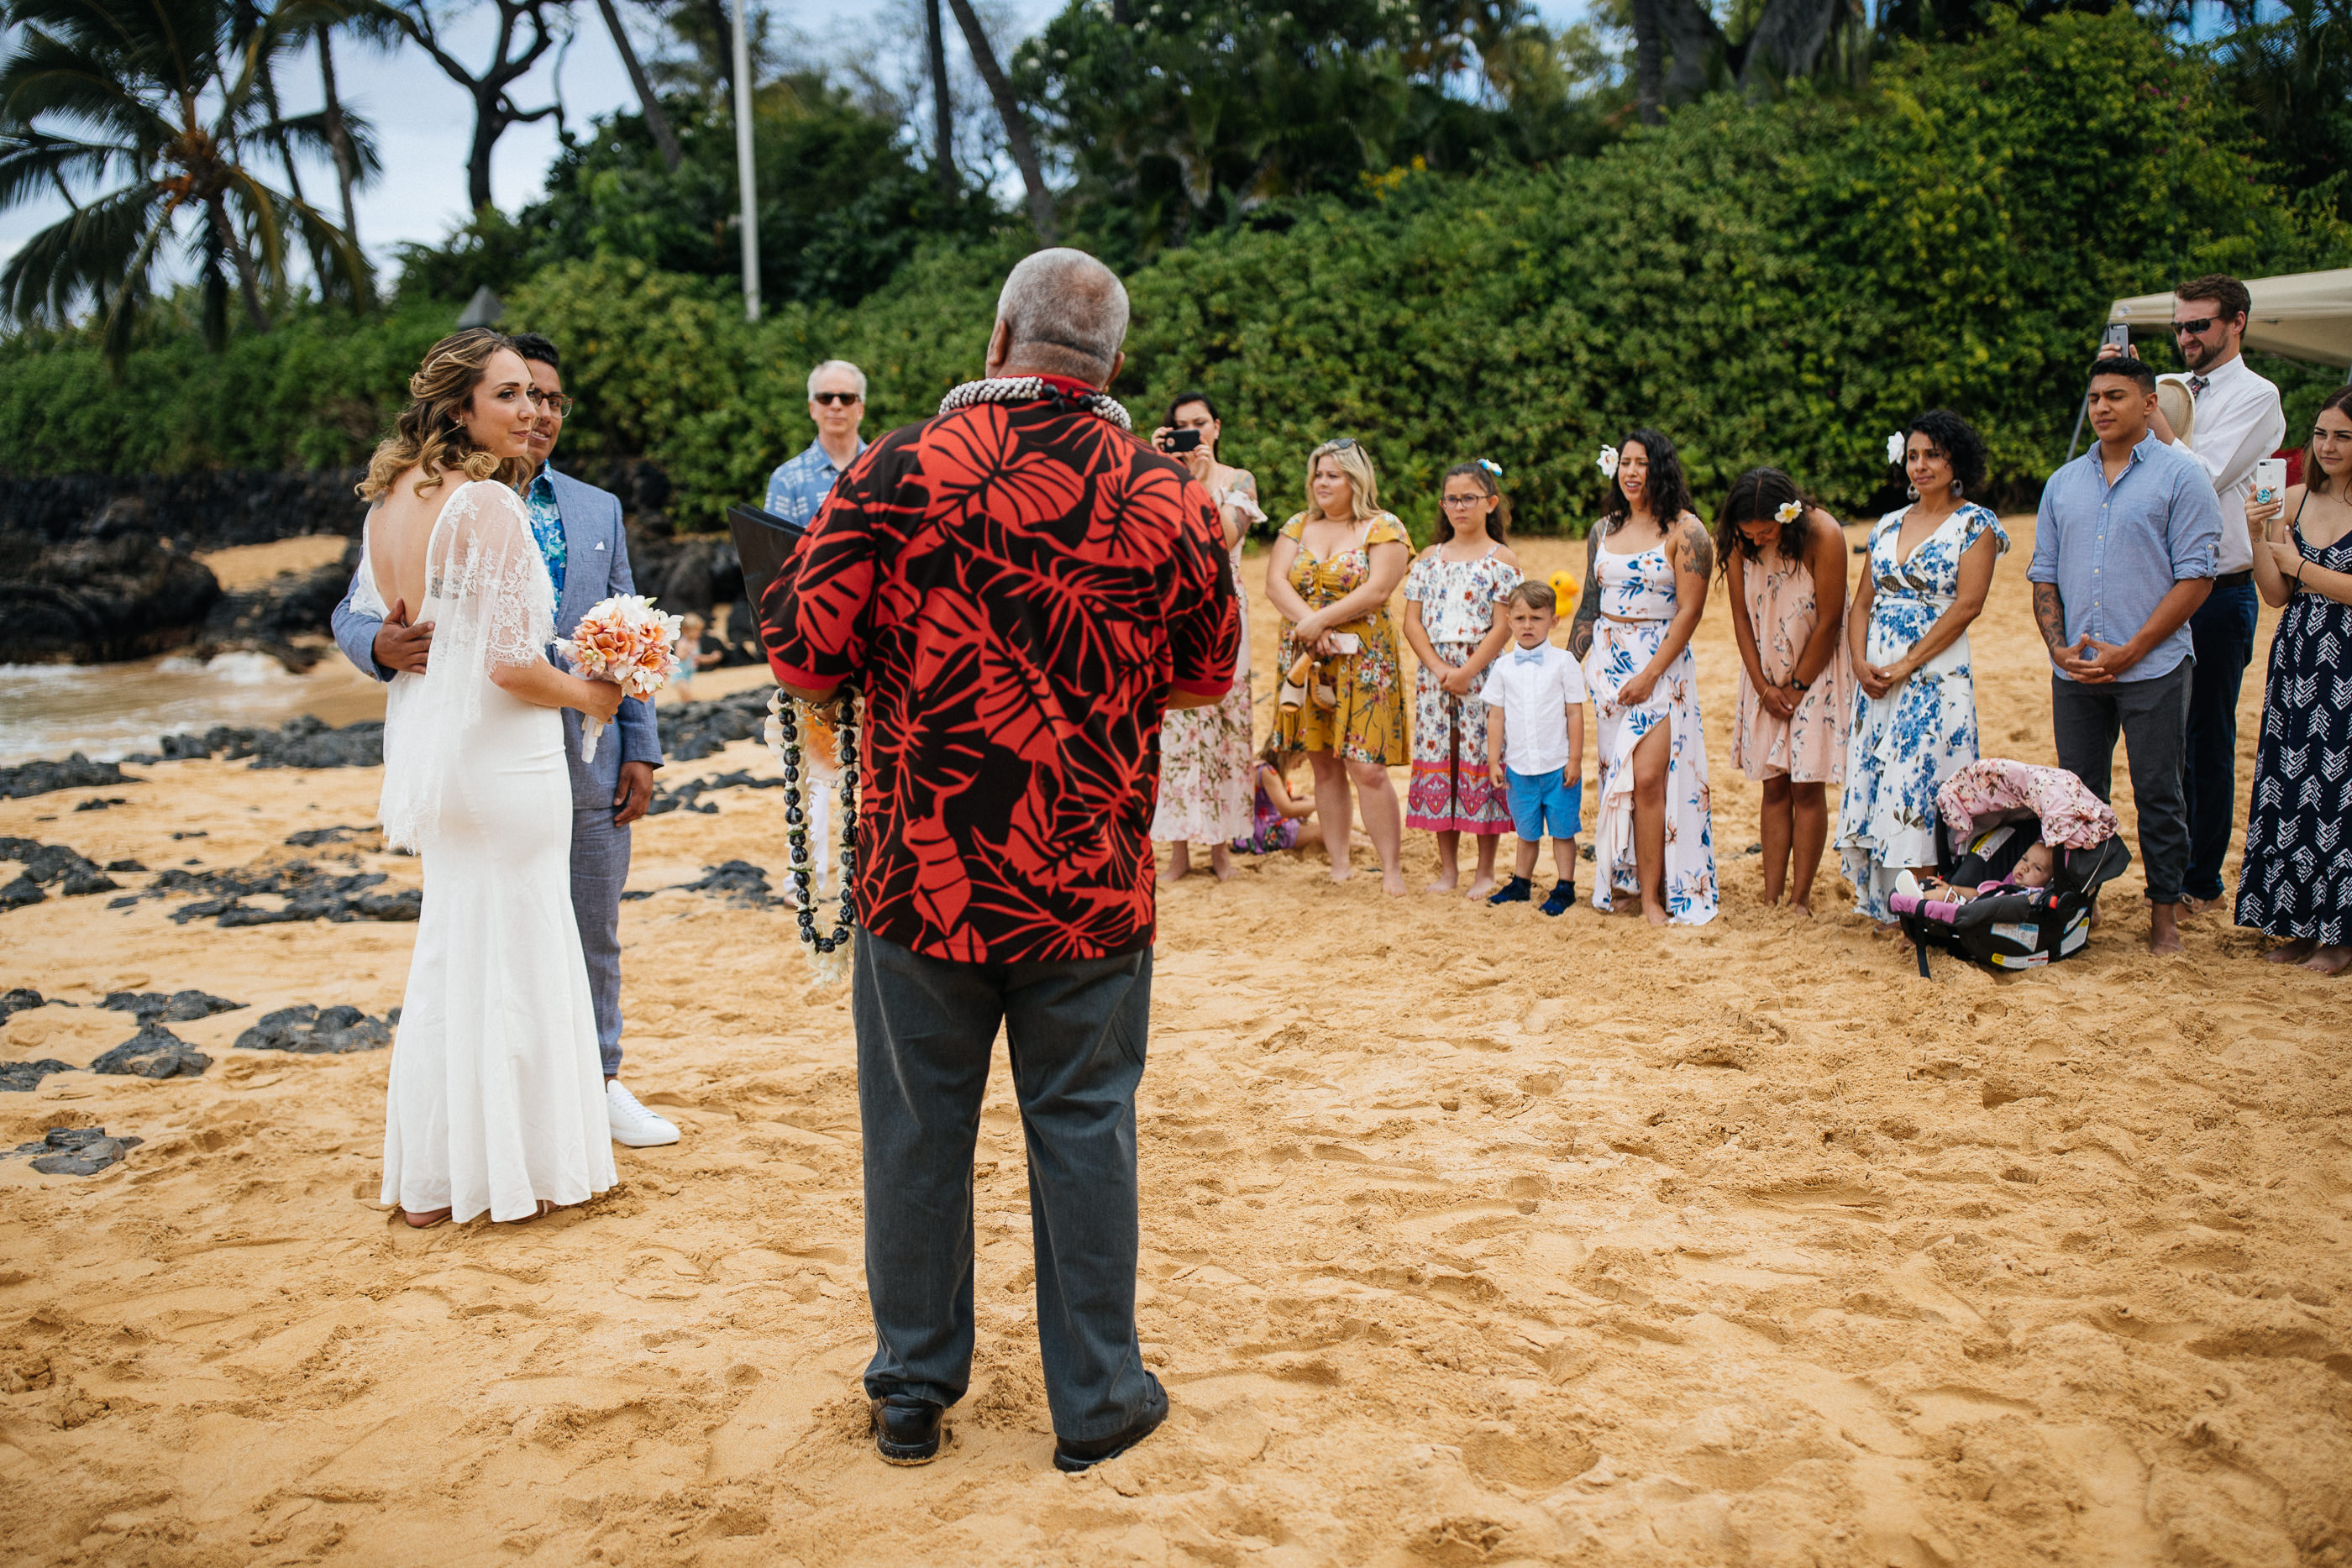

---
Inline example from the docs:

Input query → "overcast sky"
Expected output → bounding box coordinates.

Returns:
[0,0,1593,281]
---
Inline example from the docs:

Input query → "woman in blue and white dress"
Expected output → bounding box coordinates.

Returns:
[1573,427,1717,926]
[1837,411,2008,925]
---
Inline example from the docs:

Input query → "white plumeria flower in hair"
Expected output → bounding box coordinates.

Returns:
[1885,432,1907,465]
[1775,501,1802,524]
[1478,459,1503,479]
[1596,444,1620,479]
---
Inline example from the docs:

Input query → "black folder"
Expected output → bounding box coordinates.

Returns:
[726,502,807,606]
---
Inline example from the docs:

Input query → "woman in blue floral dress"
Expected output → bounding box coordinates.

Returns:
[1837,411,2008,924]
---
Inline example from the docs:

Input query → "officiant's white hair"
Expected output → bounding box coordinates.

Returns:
[995,249,1128,384]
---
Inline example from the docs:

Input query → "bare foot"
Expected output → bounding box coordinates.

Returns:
[1209,846,1237,883]
[1462,876,1498,899]
[2303,944,2352,976]
[1328,867,1353,884]
[1426,869,1460,894]
[402,1208,452,1230]
[2263,938,2318,965]
[1383,870,1410,897]
[1157,854,1191,887]
[1644,900,1669,927]
[2180,894,2223,917]
[2147,905,2186,956]
[1791,900,1814,919]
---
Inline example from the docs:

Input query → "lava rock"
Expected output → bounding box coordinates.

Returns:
[138,858,419,926]
[102,990,245,1023]
[670,859,783,908]
[234,1004,393,1054]
[0,877,41,911]
[192,538,360,671]
[0,1059,71,1092]
[656,689,774,763]
[284,826,372,848]
[105,859,146,873]
[155,716,384,770]
[0,838,119,905]
[73,797,127,811]
[18,1126,144,1176]
[90,1024,213,1078]
[0,499,222,663]
[645,768,785,817]
[0,987,50,1023]
[0,754,139,801]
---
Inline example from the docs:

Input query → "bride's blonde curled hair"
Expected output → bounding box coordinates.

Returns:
[358,328,535,501]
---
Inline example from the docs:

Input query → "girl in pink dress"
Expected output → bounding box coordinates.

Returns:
[1714,468,1850,915]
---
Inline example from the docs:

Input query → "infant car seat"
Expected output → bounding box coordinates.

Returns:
[1894,759,2131,977]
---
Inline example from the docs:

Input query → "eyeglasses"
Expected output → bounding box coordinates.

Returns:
[1440,494,1486,508]
[528,391,575,417]
[811,391,863,406]
[2171,317,2218,336]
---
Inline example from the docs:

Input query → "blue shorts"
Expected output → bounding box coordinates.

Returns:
[1506,768,1582,842]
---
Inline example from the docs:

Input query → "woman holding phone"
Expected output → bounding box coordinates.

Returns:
[1267,438,1413,894]
[1148,393,1263,882]
[2238,386,2352,973]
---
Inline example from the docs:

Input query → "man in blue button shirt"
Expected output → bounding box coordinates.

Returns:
[764,359,869,527]
[2029,355,2223,955]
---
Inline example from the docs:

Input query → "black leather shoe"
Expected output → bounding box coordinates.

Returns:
[1053,1386,1168,1473]
[871,1394,947,1466]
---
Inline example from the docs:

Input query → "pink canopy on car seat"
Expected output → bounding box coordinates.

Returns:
[1935,758,2118,851]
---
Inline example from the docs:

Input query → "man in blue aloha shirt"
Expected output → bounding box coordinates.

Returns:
[764,359,869,527]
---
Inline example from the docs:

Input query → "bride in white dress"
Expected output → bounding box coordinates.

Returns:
[356,331,624,1228]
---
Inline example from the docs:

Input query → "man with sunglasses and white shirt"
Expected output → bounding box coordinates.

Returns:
[2131,275,2286,914]
[764,360,869,527]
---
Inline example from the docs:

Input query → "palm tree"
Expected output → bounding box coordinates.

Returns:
[0,0,371,358]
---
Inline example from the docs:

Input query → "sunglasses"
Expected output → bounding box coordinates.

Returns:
[811,391,863,406]
[2171,317,2218,336]
[1315,437,1360,453]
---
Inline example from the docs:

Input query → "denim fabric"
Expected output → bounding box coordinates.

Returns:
[2051,659,2194,904]
[852,928,1163,1442]
[569,803,632,1076]
[2182,578,2260,902]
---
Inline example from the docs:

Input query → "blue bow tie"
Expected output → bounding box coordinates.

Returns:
[1512,648,1546,665]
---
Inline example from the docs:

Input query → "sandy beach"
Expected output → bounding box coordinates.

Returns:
[3,517,2346,1566]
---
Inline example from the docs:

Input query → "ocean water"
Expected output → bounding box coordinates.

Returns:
[0,651,388,766]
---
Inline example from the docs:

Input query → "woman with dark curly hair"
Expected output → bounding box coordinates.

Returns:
[1835,411,2008,925]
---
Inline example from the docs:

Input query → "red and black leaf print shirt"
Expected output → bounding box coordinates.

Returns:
[760,391,1241,964]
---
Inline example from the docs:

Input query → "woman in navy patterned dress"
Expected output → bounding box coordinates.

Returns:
[2238,387,2352,974]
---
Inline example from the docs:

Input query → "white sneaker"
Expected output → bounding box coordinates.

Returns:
[606,1079,680,1147]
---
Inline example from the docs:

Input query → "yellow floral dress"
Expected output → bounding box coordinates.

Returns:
[1274,512,1410,764]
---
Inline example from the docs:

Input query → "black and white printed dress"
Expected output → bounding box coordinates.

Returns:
[2236,522,2352,946]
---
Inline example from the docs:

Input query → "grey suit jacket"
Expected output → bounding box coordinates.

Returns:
[330,466,664,810]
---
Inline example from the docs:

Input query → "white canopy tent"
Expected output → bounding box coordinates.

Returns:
[2108,267,2352,374]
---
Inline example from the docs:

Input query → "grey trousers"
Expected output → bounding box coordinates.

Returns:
[2051,659,2193,905]
[851,927,1164,1443]
[570,803,632,1077]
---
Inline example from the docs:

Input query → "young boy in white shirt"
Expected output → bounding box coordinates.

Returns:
[1480,582,1588,915]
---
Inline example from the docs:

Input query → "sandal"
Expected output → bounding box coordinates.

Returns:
[1280,652,1314,712]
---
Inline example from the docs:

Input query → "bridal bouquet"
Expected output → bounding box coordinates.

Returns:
[556,595,683,762]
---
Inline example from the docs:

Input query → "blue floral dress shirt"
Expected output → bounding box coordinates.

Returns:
[524,466,567,601]
[764,438,866,528]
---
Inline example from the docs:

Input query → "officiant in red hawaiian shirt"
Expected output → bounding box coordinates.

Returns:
[760,249,1240,1475]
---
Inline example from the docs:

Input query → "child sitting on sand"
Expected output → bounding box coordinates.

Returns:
[1480,582,1587,915]
[1230,739,1321,856]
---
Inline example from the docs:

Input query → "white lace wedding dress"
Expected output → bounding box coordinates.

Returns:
[360,478,616,1224]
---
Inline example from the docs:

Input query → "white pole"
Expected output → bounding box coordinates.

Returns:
[731,0,759,323]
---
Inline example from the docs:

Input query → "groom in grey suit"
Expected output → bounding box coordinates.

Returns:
[332,331,680,1148]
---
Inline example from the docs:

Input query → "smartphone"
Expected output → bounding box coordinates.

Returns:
[2253,458,2287,507]
[1328,632,1362,655]
[2101,323,2130,355]
[1160,428,1202,454]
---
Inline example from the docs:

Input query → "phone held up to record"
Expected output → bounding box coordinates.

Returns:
[2101,323,2131,355]
[2253,457,2288,509]
[1158,427,1202,454]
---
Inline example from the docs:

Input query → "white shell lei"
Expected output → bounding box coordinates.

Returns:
[937,377,1133,430]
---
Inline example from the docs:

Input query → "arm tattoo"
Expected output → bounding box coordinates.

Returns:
[1677,517,1714,582]
[2031,581,2066,652]
[1569,528,1604,659]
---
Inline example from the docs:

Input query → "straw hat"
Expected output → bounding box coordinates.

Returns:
[2155,375,2196,443]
